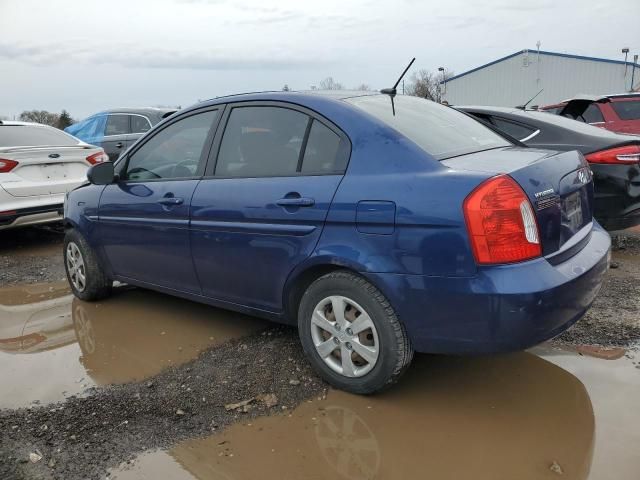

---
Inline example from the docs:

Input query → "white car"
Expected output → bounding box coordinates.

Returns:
[0,120,108,230]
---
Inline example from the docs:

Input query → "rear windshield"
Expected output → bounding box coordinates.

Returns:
[611,100,640,120]
[0,125,79,147]
[345,95,511,159]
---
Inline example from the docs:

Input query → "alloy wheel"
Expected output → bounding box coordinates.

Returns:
[66,242,87,292]
[310,295,379,378]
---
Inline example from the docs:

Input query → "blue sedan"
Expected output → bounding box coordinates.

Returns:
[63,92,610,393]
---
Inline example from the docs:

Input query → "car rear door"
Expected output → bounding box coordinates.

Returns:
[190,102,350,312]
[101,114,130,161]
[98,108,220,293]
[126,114,153,150]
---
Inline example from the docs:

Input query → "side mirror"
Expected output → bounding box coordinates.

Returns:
[87,162,116,185]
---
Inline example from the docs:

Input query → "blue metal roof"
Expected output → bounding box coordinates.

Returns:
[444,49,640,83]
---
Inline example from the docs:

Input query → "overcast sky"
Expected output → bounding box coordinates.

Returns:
[1,0,639,119]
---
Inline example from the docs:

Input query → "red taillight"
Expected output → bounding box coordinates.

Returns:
[585,145,640,164]
[0,158,18,173]
[464,175,541,265]
[86,151,107,165]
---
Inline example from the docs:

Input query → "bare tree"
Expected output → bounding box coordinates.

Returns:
[282,84,290,91]
[318,77,344,90]
[353,83,371,91]
[19,110,60,127]
[405,69,455,102]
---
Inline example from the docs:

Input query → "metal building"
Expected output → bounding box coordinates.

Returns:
[443,49,640,107]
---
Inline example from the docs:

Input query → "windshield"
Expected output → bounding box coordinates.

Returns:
[345,95,511,159]
[0,125,80,147]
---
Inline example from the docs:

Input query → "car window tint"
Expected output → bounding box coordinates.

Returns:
[0,125,79,147]
[131,115,152,134]
[105,115,130,136]
[347,96,510,160]
[611,100,640,120]
[216,106,308,177]
[490,117,537,141]
[124,110,217,181]
[581,104,604,123]
[301,120,345,174]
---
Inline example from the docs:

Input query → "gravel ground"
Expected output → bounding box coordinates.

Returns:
[554,234,640,349]
[0,328,327,480]
[0,225,65,285]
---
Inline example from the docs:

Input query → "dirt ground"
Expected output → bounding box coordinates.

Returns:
[0,225,639,479]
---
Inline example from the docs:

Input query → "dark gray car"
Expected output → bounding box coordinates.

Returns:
[65,108,177,161]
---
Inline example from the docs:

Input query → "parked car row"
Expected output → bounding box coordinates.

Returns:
[458,106,640,230]
[65,107,176,162]
[539,93,640,135]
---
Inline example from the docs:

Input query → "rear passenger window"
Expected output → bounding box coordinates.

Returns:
[216,107,308,177]
[581,104,604,123]
[131,115,152,134]
[105,115,129,136]
[301,120,345,174]
[491,117,538,141]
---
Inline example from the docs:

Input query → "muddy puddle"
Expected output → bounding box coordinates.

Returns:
[111,347,640,480]
[0,283,268,408]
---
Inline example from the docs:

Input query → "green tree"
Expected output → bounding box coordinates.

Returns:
[282,84,290,91]
[57,110,74,130]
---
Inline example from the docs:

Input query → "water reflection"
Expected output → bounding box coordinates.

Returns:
[114,353,593,480]
[0,284,267,407]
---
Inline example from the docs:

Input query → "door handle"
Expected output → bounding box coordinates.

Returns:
[276,197,315,207]
[157,197,184,206]
[116,142,123,148]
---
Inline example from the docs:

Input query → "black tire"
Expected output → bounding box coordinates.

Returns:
[64,229,112,301]
[298,270,413,394]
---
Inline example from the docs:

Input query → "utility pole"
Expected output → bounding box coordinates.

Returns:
[632,55,638,93]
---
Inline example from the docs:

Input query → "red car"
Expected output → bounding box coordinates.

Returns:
[540,93,640,135]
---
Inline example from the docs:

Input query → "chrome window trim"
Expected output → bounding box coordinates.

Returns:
[102,113,153,138]
[520,129,541,142]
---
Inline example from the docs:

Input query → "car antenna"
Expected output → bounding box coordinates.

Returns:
[380,57,416,116]
[516,88,543,110]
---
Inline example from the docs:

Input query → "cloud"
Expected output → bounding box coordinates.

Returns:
[0,42,331,71]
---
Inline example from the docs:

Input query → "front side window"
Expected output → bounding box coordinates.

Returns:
[347,95,510,160]
[123,110,217,181]
[131,115,152,134]
[67,115,107,144]
[105,115,130,136]
[611,100,640,120]
[215,106,309,177]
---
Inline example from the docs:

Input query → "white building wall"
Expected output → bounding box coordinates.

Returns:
[443,51,637,107]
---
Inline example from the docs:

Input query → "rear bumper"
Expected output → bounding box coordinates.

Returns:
[365,222,611,354]
[592,165,640,230]
[0,188,65,230]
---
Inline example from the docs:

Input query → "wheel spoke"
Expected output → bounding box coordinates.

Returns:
[330,296,347,328]
[351,340,378,365]
[340,344,356,377]
[349,312,374,335]
[312,310,337,335]
[316,338,338,358]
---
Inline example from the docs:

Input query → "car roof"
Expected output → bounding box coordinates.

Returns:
[176,90,383,117]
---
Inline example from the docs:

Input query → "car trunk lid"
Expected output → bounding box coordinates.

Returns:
[442,146,594,256]
[0,145,98,197]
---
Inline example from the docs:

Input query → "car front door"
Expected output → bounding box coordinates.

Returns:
[190,103,350,312]
[98,108,220,293]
